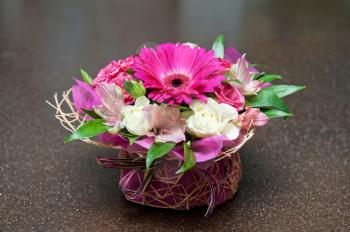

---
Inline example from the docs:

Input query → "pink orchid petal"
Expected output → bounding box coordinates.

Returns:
[99,133,128,149]
[260,82,272,88]
[170,135,227,162]
[125,136,155,154]
[134,136,154,149]
[225,47,258,73]
[192,135,227,162]
[224,47,242,63]
[72,80,101,112]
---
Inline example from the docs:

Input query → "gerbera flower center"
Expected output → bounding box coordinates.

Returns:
[172,79,182,87]
[163,73,190,89]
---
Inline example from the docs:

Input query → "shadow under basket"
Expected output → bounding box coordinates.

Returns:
[114,151,242,215]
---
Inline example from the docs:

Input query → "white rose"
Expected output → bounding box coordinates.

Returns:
[185,98,240,140]
[121,96,152,136]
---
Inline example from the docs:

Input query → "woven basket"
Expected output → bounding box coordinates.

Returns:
[117,151,242,215]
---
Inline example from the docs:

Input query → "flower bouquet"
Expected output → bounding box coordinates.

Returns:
[47,35,304,215]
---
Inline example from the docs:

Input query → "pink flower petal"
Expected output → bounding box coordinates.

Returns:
[144,104,186,143]
[94,83,124,127]
[240,107,269,129]
[191,135,227,162]
[134,43,227,105]
[72,80,101,112]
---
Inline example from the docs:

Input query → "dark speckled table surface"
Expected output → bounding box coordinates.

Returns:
[0,0,349,231]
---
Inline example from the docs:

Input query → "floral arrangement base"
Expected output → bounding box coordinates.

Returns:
[118,151,242,215]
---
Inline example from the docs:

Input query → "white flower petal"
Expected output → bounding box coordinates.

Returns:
[222,123,240,140]
[121,97,152,135]
[218,103,238,121]
[185,98,240,139]
[135,96,150,107]
[189,100,204,111]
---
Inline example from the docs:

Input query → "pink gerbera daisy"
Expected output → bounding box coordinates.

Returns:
[133,43,227,105]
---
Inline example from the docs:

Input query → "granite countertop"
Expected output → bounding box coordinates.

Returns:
[0,0,349,231]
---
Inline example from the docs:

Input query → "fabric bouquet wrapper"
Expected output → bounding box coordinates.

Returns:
[97,133,248,215]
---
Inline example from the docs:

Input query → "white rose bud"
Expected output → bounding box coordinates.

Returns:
[122,96,152,136]
[186,98,240,140]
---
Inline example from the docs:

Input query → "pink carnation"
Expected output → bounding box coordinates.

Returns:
[93,56,135,104]
[215,84,245,111]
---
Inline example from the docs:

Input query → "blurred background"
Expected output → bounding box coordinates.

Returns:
[0,0,349,231]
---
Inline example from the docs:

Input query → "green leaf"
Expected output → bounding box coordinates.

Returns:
[252,72,266,80]
[212,35,224,58]
[246,89,289,112]
[264,85,306,98]
[258,74,283,83]
[176,142,196,174]
[146,142,176,170]
[123,80,146,98]
[81,109,102,119]
[178,105,190,111]
[127,136,139,145]
[64,119,108,143]
[119,130,139,145]
[262,109,294,119]
[80,68,93,85]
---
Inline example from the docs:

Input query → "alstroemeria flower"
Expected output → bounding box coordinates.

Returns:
[145,104,186,143]
[240,107,269,129]
[228,55,262,95]
[185,98,240,140]
[94,83,125,133]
